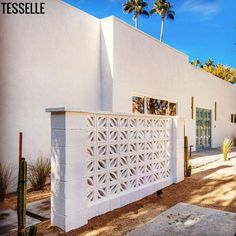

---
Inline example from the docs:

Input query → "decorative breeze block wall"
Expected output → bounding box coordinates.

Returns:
[87,115,172,204]
[48,108,184,232]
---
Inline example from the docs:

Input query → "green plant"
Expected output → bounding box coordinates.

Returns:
[28,225,37,236]
[28,157,50,191]
[17,158,37,236]
[222,138,233,161]
[0,163,14,201]
[18,225,37,236]
[186,165,192,177]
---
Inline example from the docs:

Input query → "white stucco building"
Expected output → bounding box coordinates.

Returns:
[0,0,236,165]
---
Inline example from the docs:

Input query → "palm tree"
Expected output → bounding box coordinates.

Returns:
[191,59,203,68]
[123,0,149,29]
[151,0,175,42]
[205,58,214,67]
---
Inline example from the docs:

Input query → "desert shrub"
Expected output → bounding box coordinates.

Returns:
[28,157,50,191]
[222,138,233,161]
[0,163,14,201]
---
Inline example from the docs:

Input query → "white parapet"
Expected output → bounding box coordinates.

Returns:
[47,108,185,232]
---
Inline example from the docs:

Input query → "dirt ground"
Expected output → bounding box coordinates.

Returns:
[8,159,236,236]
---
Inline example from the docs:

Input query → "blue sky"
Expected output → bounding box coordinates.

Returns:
[63,0,236,68]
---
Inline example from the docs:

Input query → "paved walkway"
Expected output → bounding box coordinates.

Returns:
[128,203,236,236]
[27,198,50,220]
[190,147,236,169]
[0,198,50,235]
[0,209,40,236]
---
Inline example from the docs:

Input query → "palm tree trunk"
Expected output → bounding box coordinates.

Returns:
[134,16,138,29]
[160,18,165,42]
[133,13,138,29]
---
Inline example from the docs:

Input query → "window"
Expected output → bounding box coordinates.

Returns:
[146,98,168,115]
[169,103,177,116]
[132,96,144,114]
[132,95,177,116]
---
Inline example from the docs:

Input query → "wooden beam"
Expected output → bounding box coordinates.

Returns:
[191,96,194,119]
[215,102,217,121]
[19,132,23,162]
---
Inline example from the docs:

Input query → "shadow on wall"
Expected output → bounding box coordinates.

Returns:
[101,24,113,111]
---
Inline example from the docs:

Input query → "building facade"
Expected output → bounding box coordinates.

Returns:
[0,0,236,165]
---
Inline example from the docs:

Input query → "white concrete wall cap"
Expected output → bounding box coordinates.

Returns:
[46,107,180,118]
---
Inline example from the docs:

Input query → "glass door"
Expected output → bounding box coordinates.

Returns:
[196,108,211,151]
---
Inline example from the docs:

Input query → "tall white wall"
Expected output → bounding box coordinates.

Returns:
[102,17,236,150]
[0,0,101,165]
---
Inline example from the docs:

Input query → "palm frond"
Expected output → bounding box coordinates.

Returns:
[151,0,175,20]
[141,10,149,17]
[122,0,149,17]
[167,10,175,20]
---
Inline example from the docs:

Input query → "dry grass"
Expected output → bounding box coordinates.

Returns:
[28,157,50,191]
[222,138,233,161]
[0,163,14,202]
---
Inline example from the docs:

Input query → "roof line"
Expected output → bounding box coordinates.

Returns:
[58,0,99,21]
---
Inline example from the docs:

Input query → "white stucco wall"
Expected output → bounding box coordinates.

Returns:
[0,0,101,164]
[101,17,236,150]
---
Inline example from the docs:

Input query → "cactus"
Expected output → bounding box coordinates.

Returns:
[17,158,27,235]
[17,158,37,236]
[28,225,37,236]
[186,165,192,177]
